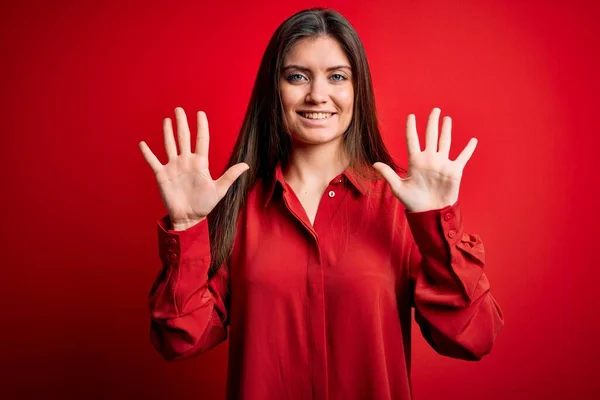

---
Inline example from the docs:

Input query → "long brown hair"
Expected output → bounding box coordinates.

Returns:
[208,8,402,276]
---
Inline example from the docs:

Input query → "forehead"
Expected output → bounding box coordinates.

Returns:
[283,36,350,68]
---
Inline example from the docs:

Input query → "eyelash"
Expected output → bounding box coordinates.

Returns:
[286,73,348,82]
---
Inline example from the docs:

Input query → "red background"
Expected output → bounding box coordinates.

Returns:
[1,0,598,398]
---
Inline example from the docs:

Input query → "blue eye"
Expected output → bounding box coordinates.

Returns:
[331,74,347,81]
[287,74,306,82]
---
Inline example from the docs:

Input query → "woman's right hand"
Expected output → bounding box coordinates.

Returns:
[138,107,249,230]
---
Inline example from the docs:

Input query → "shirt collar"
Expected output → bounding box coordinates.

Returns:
[263,163,369,208]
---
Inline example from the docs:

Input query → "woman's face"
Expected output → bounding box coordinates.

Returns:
[279,35,354,147]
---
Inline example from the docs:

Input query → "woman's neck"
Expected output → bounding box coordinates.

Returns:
[283,140,349,192]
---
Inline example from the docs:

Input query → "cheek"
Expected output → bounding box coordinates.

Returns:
[279,86,296,132]
[280,84,302,113]
[336,87,354,113]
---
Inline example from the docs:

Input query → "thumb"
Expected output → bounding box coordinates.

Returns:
[215,162,250,199]
[372,162,403,195]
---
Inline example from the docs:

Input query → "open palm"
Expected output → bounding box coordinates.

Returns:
[138,107,249,230]
[373,107,477,213]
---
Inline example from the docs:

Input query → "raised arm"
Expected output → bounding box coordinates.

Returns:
[373,107,504,359]
[406,201,503,360]
[139,107,248,360]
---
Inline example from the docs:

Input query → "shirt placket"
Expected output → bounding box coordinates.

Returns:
[282,176,347,400]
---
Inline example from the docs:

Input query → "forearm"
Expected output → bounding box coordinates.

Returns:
[149,215,229,360]
[406,201,504,360]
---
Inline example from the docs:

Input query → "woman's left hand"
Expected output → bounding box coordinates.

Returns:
[373,107,478,213]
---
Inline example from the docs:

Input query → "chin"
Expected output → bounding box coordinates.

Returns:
[290,130,343,146]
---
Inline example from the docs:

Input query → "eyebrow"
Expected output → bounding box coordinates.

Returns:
[282,64,352,73]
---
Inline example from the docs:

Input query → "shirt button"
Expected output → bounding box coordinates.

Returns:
[168,251,178,261]
[448,229,456,238]
[328,190,335,198]
[168,238,177,245]
[444,212,453,221]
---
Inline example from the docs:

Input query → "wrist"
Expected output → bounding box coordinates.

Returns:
[172,217,206,231]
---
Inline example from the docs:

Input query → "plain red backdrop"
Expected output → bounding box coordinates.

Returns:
[1,0,598,398]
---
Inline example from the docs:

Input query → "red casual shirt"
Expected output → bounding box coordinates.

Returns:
[148,165,504,400]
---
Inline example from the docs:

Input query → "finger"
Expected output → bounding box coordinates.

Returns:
[455,138,478,168]
[406,114,421,155]
[163,118,177,161]
[174,107,191,154]
[425,107,441,153]
[438,116,452,156]
[195,111,210,157]
[139,141,163,174]
[215,162,250,199]
[372,162,403,195]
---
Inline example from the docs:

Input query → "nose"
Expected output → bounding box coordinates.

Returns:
[305,77,329,104]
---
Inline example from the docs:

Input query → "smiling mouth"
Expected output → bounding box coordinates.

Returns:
[297,112,335,120]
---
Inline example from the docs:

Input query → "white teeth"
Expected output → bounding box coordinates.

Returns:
[300,112,332,120]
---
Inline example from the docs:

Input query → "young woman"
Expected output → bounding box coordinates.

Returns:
[139,8,503,400]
